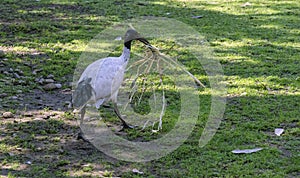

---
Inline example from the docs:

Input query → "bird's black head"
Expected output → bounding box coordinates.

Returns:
[124,29,153,50]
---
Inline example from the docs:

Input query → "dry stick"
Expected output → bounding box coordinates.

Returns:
[151,55,165,132]
[157,68,165,131]
[159,53,206,88]
[126,58,147,71]
[123,51,153,110]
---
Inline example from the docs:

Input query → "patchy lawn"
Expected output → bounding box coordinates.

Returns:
[0,0,299,177]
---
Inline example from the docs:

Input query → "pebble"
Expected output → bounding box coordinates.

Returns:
[36,78,44,84]
[55,83,62,88]
[43,83,62,90]
[46,74,54,79]
[10,96,18,100]
[44,79,54,83]
[25,161,32,165]
[13,73,21,79]
[2,112,14,118]
[0,93,8,98]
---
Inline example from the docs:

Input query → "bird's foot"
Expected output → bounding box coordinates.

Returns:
[77,131,89,142]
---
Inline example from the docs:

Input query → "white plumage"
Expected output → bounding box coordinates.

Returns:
[72,29,152,129]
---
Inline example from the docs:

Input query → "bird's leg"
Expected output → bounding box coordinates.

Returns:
[113,102,134,130]
[77,106,88,140]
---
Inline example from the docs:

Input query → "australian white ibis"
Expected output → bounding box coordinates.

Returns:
[72,29,153,130]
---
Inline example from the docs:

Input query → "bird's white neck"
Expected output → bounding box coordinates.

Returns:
[121,46,130,63]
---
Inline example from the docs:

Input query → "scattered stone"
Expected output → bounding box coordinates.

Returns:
[43,83,56,90]
[44,79,54,83]
[10,96,18,100]
[46,74,54,79]
[55,83,62,88]
[132,168,144,175]
[43,83,62,90]
[16,90,22,93]
[13,73,21,79]
[36,77,45,84]
[2,112,14,118]
[0,93,8,98]
[25,161,32,165]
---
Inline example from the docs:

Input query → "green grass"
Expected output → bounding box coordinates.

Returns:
[0,0,299,177]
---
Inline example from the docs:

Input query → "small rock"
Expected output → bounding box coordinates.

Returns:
[16,90,22,93]
[44,79,54,83]
[2,112,14,118]
[0,93,8,98]
[43,83,61,90]
[9,68,14,72]
[25,161,32,165]
[13,73,21,79]
[46,74,54,79]
[55,83,62,88]
[37,78,45,84]
[10,96,18,100]
[132,168,144,174]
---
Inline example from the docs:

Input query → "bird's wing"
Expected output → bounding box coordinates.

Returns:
[72,77,96,110]
[75,57,126,108]
[93,57,126,99]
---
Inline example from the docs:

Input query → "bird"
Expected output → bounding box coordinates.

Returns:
[72,29,153,130]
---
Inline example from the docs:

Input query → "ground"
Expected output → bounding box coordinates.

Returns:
[0,0,299,177]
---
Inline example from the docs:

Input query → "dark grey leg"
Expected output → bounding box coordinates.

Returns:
[113,103,134,129]
[77,106,87,140]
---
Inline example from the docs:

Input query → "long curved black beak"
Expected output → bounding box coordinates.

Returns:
[137,38,156,52]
